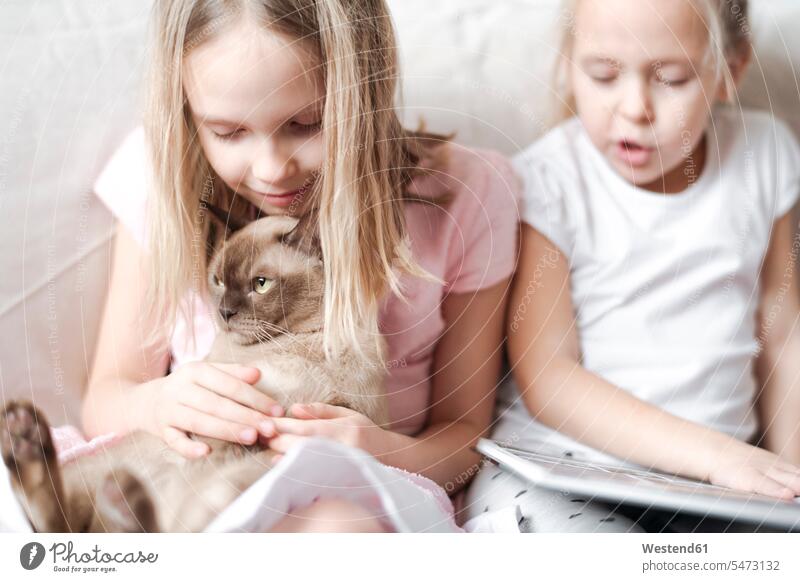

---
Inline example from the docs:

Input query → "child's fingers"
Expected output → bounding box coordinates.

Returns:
[194,363,283,416]
[172,405,259,445]
[289,402,348,420]
[270,416,324,436]
[163,426,209,458]
[767,467,800,495]
[269,434,308,454]
[182,386,274,431]
[752,474,796,500]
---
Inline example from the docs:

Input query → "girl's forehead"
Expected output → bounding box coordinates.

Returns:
[183,20,323,125]
[571,0,710,63]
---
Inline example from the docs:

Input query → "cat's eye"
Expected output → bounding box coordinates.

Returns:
[213,274,224,288]
[253,277,274,294]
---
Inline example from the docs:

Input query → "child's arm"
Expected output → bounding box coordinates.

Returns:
[507,224,800,499]
[269,279,510,491]
[378,279,510,488]
[81,225,283,456]
[755,209,800,464]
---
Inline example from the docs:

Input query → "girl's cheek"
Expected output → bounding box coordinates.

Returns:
[664,90,712,141]
[574,89,612,131]
[294,134,325,175]
[207,149,248,191]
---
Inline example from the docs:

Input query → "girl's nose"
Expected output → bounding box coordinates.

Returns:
[618,79,655,124]
[251,138,299,185]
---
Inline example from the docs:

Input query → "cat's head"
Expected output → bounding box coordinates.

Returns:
[206,206,323,345]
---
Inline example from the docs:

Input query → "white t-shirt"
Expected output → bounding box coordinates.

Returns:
[496,107,800,466]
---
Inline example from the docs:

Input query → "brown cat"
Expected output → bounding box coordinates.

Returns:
[0,210,387,532]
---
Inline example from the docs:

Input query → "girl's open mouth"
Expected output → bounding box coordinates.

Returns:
[616,140,654,167]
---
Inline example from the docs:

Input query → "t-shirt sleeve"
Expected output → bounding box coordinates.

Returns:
[93,126,150,248]
[512,148,576,259]
[770,118,800,220]
[445,150,521,294]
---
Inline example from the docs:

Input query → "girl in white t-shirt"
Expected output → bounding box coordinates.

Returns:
[466,0,800,532]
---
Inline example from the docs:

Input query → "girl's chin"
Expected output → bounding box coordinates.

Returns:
[247,196,304,217]
[607,158,674,191]
[610,162,659,186]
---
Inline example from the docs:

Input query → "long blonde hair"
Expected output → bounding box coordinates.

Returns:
[142,0,448,360]
[552,0,751,123]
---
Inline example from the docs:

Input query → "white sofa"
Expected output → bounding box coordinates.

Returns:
[1,0,799,429]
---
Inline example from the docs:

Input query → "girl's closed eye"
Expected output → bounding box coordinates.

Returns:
[583,60,620,85]
[288,118,322,135]
[212,127,246,141]
[588,72,618,85]
[652,63,693,88]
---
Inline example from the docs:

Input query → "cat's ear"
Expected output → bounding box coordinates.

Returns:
[206,203,248,234]
[281,209,322,260]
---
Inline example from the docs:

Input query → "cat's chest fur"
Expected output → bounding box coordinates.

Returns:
[206,328,388,426]
[207,332,325,405]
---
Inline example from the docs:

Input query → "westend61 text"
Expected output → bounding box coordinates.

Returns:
[642,543,708,554]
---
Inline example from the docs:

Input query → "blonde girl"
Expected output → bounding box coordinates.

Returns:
[466,0,800,533]
[82,0,519,532]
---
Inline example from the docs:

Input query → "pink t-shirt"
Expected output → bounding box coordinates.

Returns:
[94,128,520,435]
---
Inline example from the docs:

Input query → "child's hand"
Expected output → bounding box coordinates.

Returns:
[706,440,800,500]
[268,403,392,458]
[136,362,283,458]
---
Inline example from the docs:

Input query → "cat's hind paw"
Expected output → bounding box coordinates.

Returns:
[0,400,69,532]
[95,469,158,533]
[0,400,56,478]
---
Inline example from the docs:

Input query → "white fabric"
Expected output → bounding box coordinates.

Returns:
[207,438,460,533]
[498,107,800,463]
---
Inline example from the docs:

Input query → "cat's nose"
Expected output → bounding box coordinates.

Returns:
[219,307,238,322]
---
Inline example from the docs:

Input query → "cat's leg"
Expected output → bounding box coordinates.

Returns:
[0,401,69,532]
[91,468,158,532]
[170,449,275,532]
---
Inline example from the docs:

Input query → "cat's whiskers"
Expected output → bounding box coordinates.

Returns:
[259,321,289,335]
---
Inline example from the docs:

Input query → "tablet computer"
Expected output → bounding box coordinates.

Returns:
[477,438,800,531]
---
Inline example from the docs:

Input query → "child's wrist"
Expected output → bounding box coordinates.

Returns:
[690,430,748,482]
[127,379,158,435]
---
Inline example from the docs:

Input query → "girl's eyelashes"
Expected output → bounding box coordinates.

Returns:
[288,119,322,134]
[211,127,245,141]
[583,66,619,85]
[654,74,691,88]
[653,64,693,88]
[656,78,689,88]
[209,120,321,141]
[589,74,618,85]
